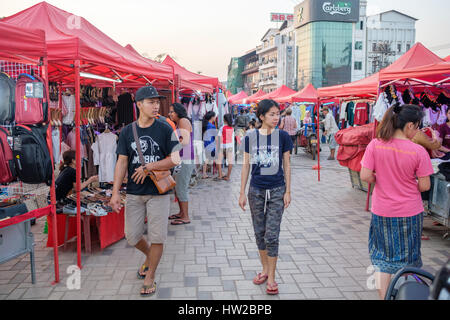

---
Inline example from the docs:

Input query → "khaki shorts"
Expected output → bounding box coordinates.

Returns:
[124,194,170,246]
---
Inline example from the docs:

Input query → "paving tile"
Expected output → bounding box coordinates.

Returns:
[22,287,53,299]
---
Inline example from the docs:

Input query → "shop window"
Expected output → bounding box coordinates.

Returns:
[354,61,362,70]
[398,43,402,53]
[372,42,377,51]
[406,43,411,51]
[355,41,363,50]
[360,21,364,30]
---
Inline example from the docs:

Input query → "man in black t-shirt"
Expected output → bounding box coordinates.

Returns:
[110,86,180,297]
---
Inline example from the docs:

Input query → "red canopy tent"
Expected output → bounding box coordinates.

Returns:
[0,22,61,284]
[125,44,213,94]
[317,73,380,99]
[0,22,47,65]
[228,91,249,105]
[445,56,450,62]
[3,2,177,270]
[318,43,445,99]
[278,84,318,103]
[251,85,297,103]
[379,60,450,86]
[237,89,267,104]
[162,55,219,87]
[3,2,174,86]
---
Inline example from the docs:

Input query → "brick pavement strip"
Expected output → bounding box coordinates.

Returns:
[1,152,449,300]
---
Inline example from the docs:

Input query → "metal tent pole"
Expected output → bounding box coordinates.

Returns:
[43,56,60,284]
[74,60,82,269]
[317,98,321,182]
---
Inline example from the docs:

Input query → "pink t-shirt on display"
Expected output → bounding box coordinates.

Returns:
[361,138,434,218]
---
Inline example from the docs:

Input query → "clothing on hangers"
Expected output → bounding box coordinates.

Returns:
[116,92,134,126]
[354,102,369,126]
[346,102,355,127]
[62,94,76,125]
[91,132,117,183]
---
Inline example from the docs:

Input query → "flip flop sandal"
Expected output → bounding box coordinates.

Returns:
[137,265,149,280]
[171,219,191,226]
[253,273,269,285]
[169,214,182,220]
[140,282,157,297]
[266,282,279,295]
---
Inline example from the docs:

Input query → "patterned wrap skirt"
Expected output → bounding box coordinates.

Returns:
[369,213,424,275]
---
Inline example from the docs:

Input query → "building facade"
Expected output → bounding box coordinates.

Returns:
[227,57,244,94]
[241,49,259,95]
[294,0,361,89]
[366,10,417,75]
[257,28,279,93]
[278,20,297,90]
[351,0,367,81]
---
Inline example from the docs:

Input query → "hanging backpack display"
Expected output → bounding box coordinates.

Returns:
[0,126,15,184]
[15,73,48,125]
[12,124,52,185]
[0,72,16,124]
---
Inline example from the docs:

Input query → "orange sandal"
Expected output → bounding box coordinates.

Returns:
[253,273,268,285]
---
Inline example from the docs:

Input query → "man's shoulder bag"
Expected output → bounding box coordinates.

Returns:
[132,122,176,194]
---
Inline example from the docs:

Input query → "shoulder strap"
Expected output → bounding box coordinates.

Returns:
[132,122,145,166]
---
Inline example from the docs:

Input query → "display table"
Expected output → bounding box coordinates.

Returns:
[428,174,450,230]
[0,206,53,284]
[46,207,125,252]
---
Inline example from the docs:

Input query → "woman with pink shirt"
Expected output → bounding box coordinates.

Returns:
[360,104,434,300]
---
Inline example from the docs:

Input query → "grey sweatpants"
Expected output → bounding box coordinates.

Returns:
[248,185,286,257]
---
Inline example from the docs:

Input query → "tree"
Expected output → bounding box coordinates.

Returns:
[153,53,169,63]
[368,41,396,74]
[197,71,203,75]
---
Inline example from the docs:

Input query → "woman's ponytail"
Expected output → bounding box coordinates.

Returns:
[376,104,423,141]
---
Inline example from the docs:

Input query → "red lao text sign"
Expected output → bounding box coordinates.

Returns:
[271,13,294,22]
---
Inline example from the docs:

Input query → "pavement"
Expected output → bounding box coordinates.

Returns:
[0,147,449,300]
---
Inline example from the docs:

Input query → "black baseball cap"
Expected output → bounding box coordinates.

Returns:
[135,86,166,102]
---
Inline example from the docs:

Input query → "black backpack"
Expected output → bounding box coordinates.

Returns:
[12,124,53,185]
[0,72,16,124]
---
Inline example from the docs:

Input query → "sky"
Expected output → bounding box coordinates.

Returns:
[1,0,449,81]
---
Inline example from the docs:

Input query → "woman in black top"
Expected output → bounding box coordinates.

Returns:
[55,150,98,202]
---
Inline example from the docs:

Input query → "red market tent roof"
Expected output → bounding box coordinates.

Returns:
[238,89,266,104]
[445,56,450,62]
[318,73,380,99]
[162,55,219,87]
[379,60,450,85]
[278,84,318,103]
[379,42,445,82]
[0,22,46,64]
[228,91,248,104]
[254,85,297,103]
[318,43,445,98]
[2,2,173,84]
[125,44,213,93]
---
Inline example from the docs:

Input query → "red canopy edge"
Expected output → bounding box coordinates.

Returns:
[228,91,249,104]
[2,2,173,84]
[0,22,46,64]
[125,44,213,93]
[278,84,318,103]
[162,55,219,87]
[251,85,297,103]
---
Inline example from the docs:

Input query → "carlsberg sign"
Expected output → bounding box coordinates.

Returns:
[323,2,352,16]
[295,0,359,28]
